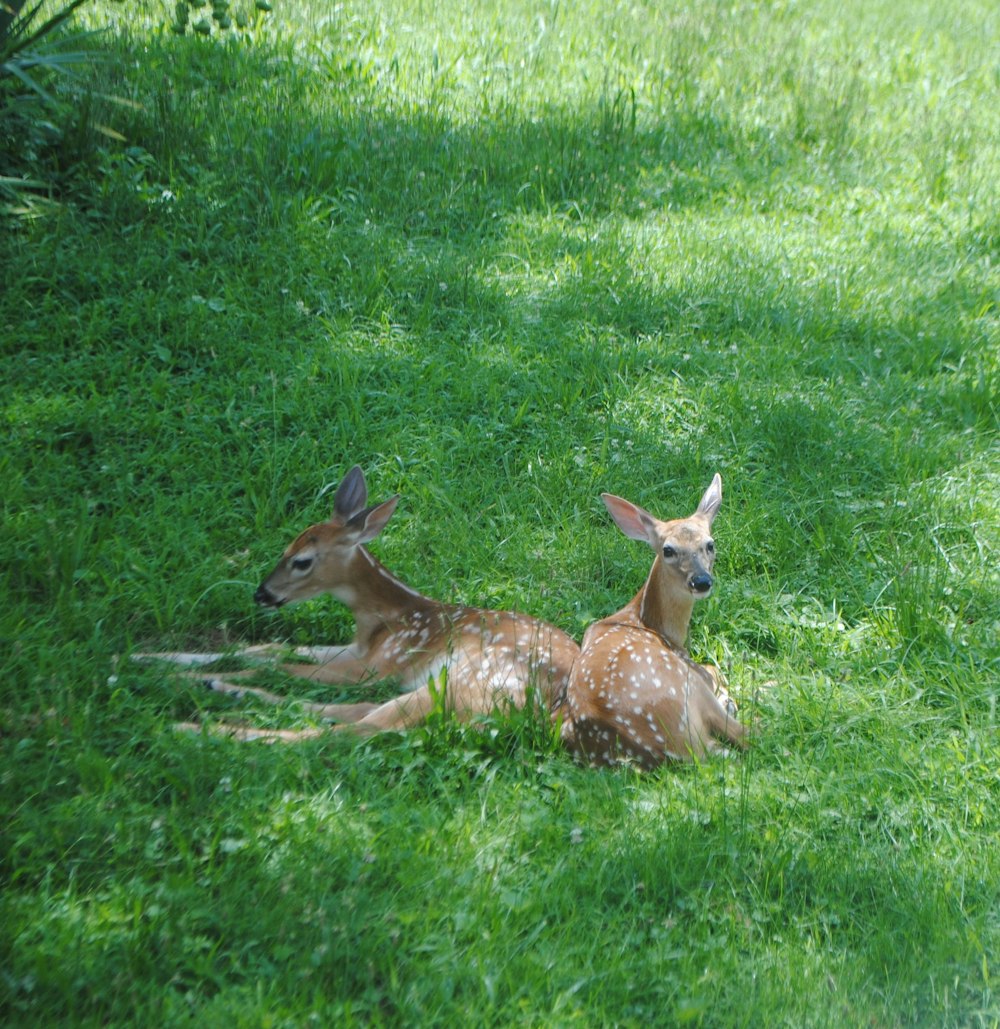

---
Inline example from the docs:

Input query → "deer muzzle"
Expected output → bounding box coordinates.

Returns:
[254,584,284,608]
[688,572,713,595]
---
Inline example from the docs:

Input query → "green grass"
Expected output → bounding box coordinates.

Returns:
[2,0,998,1023]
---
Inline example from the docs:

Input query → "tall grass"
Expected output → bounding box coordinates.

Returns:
[1,0,997,1024]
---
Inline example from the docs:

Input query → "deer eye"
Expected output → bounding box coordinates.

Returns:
[662,545,677,559]
[291,556,314,572]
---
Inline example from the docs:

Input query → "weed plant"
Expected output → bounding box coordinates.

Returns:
[1,0,998,1024]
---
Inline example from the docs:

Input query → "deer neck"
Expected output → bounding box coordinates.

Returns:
[628,556,694,652]
[342,548,438,644]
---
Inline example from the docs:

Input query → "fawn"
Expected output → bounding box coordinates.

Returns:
[140,465,580,742]
[564,474,747,768]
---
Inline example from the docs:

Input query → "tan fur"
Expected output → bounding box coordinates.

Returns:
[564,474,747,768]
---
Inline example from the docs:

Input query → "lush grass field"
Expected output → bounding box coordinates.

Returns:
[2,0,998,1023]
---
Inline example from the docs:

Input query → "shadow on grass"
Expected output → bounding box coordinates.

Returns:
[3,26,995,640]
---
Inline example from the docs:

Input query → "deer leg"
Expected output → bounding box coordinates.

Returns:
[173,679,485,742]
[273,656,388,686]
[331,675,502,736]
[332,685,444,736]
[169,671,381,722]
[134,643,361,672]
[688,675,748,754]
[173,669,291,705]
[171,688,431,741]
[132,645,286,668]
[699,663,738,718]
[284,645,357,664]
[173,721,328,743]
[706,706,749,751]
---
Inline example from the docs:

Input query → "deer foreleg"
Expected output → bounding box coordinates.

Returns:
[132,644,287,668]
[700,663,738,718]
[170,671,380,722]
[704,704,749,751]
[173,721,328,743]
[134,643,362,673]
[274,655,388,686]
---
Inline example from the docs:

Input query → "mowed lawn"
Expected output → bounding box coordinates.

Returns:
[1,0,998,1024]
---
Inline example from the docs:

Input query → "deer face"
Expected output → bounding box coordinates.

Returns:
[655,518,717,598]
[601,473,722,602]
[254,466,401,609]
[254,522,344,608]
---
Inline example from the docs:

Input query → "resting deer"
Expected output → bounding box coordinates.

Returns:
[139,465,580,742]
[564,474,747,768]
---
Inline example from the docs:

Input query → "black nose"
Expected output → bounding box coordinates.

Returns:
[255,585,279,607]
[689,573,713,594]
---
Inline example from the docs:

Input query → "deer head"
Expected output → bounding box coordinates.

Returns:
[601,474,722,647]
[254,465,400,609]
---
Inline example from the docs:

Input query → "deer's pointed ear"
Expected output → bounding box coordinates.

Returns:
[601,493,659,545]
[347,495,400,544]
[333,465,368,521]
[695,473,722,525]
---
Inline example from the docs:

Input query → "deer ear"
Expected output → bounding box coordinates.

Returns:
[347,495,400,544]
[333,465,368,520]
[601,494,659,545]
[695,473,722,524]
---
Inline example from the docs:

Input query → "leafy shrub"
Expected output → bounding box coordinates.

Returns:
[0,0,103,212]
